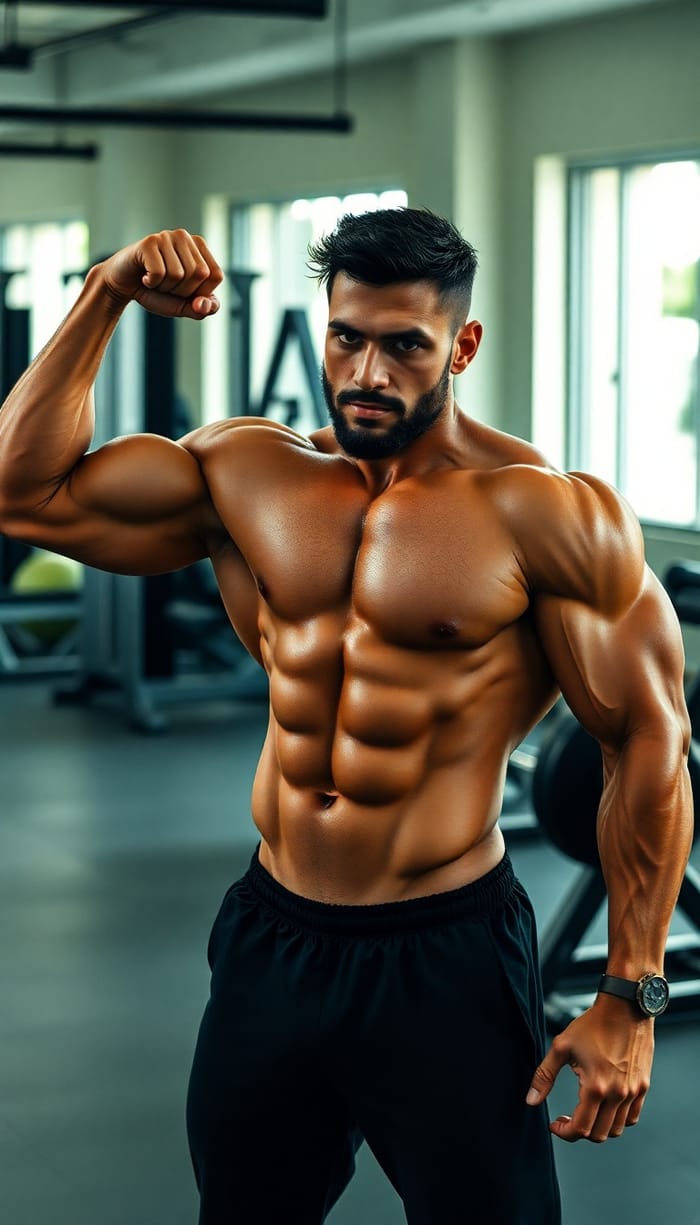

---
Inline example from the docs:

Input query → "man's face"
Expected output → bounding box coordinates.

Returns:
[321,274,460,461]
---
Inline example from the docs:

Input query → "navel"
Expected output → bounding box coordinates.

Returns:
[430,620,460,640]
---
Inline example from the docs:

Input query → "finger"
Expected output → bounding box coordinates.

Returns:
[588,1097,627,1144]
[140,232,186,293]
[526,1036,570,1106]
[624,1085,649,1128]
[192,234,224,297]
[182,294,220,320]
[139,240,168,290]
[549,1080,603,1143]
[171,232,222,315]
[609,1098,634,1138]
[146,229,216,296]
[135,287,220,321]
[165,231,223,306]
[550,1108,596,1143]
[139,230,222,311]
[169,229,217,297]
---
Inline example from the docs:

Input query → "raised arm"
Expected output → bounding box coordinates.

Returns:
[0,229,223,575]
[512,470,693,1142]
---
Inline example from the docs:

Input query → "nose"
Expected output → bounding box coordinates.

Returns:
[353,343,390,390]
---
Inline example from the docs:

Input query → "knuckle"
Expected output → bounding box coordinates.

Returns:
[586,1079,606,1100]
[573,1125,592,1141]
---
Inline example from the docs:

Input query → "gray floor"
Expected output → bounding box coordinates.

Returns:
[0,679,699,1225]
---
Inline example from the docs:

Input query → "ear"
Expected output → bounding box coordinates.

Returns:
[450,320,483,375]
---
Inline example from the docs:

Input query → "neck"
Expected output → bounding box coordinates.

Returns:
[349,400,469,494]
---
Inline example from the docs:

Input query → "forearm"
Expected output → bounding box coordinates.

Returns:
[598,727,694,976]
[0,262,124,514]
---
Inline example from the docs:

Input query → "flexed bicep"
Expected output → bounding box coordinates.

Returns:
[0,229,224,574]
[3,432,218,576]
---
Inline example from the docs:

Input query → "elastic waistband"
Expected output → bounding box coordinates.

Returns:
[244,848,515,937]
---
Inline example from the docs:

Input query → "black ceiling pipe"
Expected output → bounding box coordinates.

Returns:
[0,141,98,158]
[14,1,327,15]
[0,104,352,132]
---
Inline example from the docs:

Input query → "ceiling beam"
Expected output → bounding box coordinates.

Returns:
[0,103,353,132]
[15,1,328,15]
[0,140,98,158]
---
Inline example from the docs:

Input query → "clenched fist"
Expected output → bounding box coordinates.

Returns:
[100,228,223,321]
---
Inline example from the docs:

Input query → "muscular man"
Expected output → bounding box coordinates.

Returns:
[0,210,693,1225]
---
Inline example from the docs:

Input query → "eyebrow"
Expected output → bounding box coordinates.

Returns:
[328,319,433,344]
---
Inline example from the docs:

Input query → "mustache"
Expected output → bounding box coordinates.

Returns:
[335,389,405,414]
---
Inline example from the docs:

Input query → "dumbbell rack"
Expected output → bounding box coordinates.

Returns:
[0,590,83,676]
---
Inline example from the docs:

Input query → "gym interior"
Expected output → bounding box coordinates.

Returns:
[1,1,699,1222]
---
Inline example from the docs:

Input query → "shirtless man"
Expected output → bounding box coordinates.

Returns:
[0,210,693,1225]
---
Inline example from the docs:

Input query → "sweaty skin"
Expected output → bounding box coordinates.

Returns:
[0,231,693,1147]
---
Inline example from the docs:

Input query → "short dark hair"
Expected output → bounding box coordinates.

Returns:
[307,207,478,327]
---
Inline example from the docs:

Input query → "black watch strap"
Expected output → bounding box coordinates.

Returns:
[599,973,638,1002]
[598,971,670,1017]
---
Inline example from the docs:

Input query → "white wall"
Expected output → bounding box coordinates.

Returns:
[0,156,95,228]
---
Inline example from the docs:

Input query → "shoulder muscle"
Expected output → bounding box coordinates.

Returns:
[494,466,644,615]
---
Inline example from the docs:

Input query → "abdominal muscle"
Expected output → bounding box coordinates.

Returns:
[252,620,552,904]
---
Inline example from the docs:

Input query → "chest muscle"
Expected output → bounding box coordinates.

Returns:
[217,465,528,652]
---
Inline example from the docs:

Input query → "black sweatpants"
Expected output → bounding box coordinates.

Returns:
[186,848,561,1225]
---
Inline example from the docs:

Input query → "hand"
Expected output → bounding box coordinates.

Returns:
[100,229,223,320]
[525,994,654,1142]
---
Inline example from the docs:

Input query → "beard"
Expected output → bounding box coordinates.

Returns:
[321,356,452,460]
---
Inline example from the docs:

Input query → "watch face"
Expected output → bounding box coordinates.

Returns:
[639,975,669,1016]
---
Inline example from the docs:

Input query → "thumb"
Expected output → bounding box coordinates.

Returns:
[134,287,219,320]
[526,1040,568,1106]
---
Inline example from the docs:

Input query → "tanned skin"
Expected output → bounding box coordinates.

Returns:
[0,230,693,1148]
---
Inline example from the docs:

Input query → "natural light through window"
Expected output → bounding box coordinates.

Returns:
[568,158,700,528]
[1,221,89,359]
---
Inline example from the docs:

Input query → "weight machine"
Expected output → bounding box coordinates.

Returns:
[0,270,84,677]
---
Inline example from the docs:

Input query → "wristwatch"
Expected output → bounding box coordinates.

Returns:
[598,972,670,1018]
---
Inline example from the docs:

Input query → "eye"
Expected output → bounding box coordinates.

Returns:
[334,329,361,346]
[394,338,420,353]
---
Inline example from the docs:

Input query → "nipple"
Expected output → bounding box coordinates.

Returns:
[431,620,459,639]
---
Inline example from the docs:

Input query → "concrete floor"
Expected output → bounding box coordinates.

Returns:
[0,679,698,1225]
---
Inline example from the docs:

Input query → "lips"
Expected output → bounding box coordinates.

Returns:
[348,402,392,419]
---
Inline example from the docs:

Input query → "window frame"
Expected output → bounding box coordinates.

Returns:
[566,150,700,530]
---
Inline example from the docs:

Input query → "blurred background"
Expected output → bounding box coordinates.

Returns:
[0,2,699,1222]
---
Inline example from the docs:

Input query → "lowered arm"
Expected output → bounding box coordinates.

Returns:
[513,468,693,1143]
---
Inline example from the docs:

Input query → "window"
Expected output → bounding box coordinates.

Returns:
[0,221,89,360]
[229,189,407,433]
[567,158,700,527]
